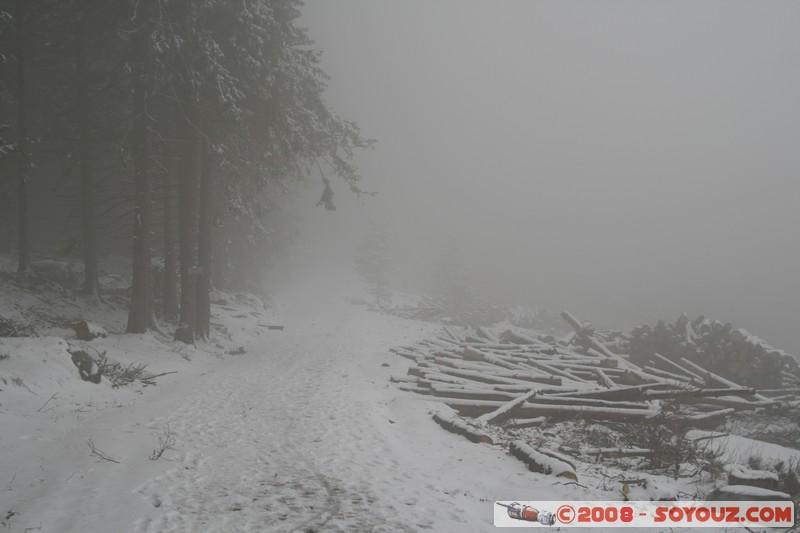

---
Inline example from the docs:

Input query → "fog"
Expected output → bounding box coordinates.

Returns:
[291,1,800,354]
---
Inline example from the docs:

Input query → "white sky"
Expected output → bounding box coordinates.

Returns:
[294,0,800,353]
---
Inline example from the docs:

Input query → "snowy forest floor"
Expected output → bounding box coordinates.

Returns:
[0,257,578,533]
[2,255,799,532]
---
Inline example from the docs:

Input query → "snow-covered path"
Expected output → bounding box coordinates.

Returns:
[5,294,577,532]
[134,302,450,533]
[130,300,545,533]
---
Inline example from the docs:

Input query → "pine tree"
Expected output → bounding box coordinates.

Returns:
[125,0,154,334]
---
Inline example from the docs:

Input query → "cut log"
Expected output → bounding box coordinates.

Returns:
[687,432,729,442]
[509,440,578,481]
[394,350,422,362]
[407,366,426,378]
[757,387,800,396]
[520,359,589,384]
[679,358,772,402]
[642,365,696,383]
[642,387,756,400]
[679,408,735,425]
[432,411,493,444]
[724,464,779,491]
[418,365,528,386]
[389,374,418,383]
[708,485,790,502]
[425,380,519,391]
[652,353,705,382]
[477,388,537,424]
[500,329,537,345]
[508,416,547,428]
[594,368,619,389]
[618,370,649,386]
[429,385,517,402]
[586,447,653,459]
[561,310,637,370]
[530,395,649,410]
[559,331,577,346]
[417,371,484,387]
[398,385,432,395]
[476,326,498,343]
[560,310,586,333]
[461,346,485,361]
[444,399,659,421]
[537,448,578,470]
[688,396,779,410]
[546,383,662,401]
[462,343,527,351]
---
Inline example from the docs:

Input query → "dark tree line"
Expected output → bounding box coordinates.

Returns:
[0,0,372,340]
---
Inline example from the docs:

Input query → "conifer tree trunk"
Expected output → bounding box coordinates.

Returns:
[75,15,98,296]
[126,0,153,333]
[162,137,178,320]
[176,97,199,343]
[14,0,29,273]
[195,129,213,339]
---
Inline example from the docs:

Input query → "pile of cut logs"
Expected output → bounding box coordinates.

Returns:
[391,312,800,479]
[628,315,800,389]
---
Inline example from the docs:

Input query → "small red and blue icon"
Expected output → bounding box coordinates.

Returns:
[496,502,557,525]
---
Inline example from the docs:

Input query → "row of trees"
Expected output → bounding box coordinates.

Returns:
[0,0,372,340]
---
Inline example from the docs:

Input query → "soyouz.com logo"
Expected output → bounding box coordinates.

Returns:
[494,500,796,528]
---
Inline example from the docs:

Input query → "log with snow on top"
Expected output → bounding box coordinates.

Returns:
[561,310,638,370]
[499,329,538,345]
[595,368,617,388]
[686,396,779,410]
[431,410,493,445]
[442,398,659,421]
[475,326,498,343]
[477,388,537,425]
[586,447,653,459]
[709,485,790,501]
[678,358,773,402]
[641,387,757,400]
[528,395,649,410]
[507,416,546,428]
[428,384,519,402]
[652,352,705,382]
[641,365,699,384]
[545,383,662,401]
[509,440,578,481]
[724,464,779,491]
[520,358,589,384]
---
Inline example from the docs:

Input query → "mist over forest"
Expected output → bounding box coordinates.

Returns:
[296,0,800,353]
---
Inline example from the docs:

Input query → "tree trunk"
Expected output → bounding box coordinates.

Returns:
[162,134,178,320]
[75,15,98,296]
[126,1,152,334]
[176,93,199,343]
[195,128,213,339]
[14,0,29,273]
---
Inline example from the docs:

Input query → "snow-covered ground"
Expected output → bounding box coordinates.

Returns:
[2,267,589,533]
[3,254,799,533]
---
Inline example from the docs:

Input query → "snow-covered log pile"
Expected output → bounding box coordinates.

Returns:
[391,311,800,478]
[628,315,800,389]
[394,311,799,426]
